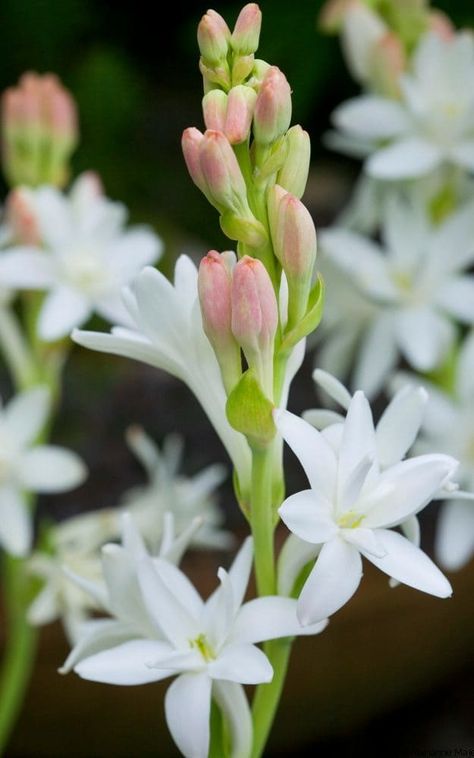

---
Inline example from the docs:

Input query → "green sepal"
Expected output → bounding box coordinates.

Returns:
[220,211,268,248]
[279,274,325,353]
[226,368,276,448]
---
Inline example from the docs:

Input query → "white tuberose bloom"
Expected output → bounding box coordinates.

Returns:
[320,196,474,397]
[0,387,87,556]
[62,515,327,758]
[0,173,162,341]
[332,32,474,180]
[275,390,455,625]
[73,255,253,497]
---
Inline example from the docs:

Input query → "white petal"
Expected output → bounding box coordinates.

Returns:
[297,538,363,624]
[165,673,212,758]
[343,527,386,557]
[338,391,375,503]
[312,369,352,410]
[38,287,91,341]
[395,306,455,371]
[449,141,474,171]
[105,228,162,282]
[363,529,452,597]
[279,490,337,545]
[213,682,252,758]
[273,409,337,501]
[72,328,175,375]
[436,276,474,323]
[435,500,474,571]
[429,201,474,275]
[3,386,50,447]
[277,533,319,597]
[0,485,31,556]
[27,584,58,626]
[353,313,398,398]
[75,639,172,685]
[367,138,442,180]
[231,596,327,643]
[0,249,55,288]
[375,386,428,467]
[363,454,458,528]
[332,96,409,140]
[60,619,140,673]
[101,544,148,624]
[17,447,87,493]
[208,643,272,684]
[302,409,345,429]
[457,331,474,401]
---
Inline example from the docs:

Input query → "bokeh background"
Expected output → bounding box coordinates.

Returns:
[0,0,473,755]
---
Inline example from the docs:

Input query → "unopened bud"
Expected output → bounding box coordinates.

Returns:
[277,125,310,199]
[369,32,405,97]
[202,90,227,133]
[181,127,208,195]
[6,187,40,245]
[225,85,257,143]
[268,185,317,328]
[253,66,292,145]
[198,250,241,394]
[197,9,231,65]
[231,3,262,55]
[231,255,278,396]
[231,55,255,87]
[1,71,78,188]
[199,129,248,213]
[429,10,455,41]
[247,59,271,90]
[341,3,386,85]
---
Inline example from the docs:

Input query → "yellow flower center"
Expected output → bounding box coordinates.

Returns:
[338,510,364,529]
[190,633,215,662]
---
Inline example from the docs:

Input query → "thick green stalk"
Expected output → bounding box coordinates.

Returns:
[0,556,38,753]
[250,446,276,596]
[251,638,293,758]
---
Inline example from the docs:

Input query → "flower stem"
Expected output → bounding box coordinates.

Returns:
[251,637,293,758]
[0,555,38,753]
[0,306,38,390]
[250,446,276,596]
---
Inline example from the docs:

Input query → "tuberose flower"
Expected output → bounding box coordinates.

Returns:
[0,173,162,341]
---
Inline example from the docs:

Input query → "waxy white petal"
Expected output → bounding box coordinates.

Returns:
[395,306,455,371]
[333,96,410,140]
[0,485,31,556]
[3,387,50,448]
[39,287,91,341]
[165,673,212,758]
[278,490,336,545]
[367,138,442,180]
[0,249,55,288]
[376,386,428,467]
[231,596,327,643]
[75,639,173,685]
[207,643,272,684]
[16,446,86,493]
[277,533,319,597]
[354,312,398,398]
[436,276,474,323]
[435,500,474,571]
[313,368,352,410]
[213,682,252,758]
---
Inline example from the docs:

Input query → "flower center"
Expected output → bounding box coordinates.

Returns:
[337,510,363,529]
[61,250,111,296]
[190,633,216,662]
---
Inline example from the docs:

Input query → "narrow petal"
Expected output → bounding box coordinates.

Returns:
[302,409,345,430]
[231,597,327,643]
[208,643,272,684]
[75,639,173,685]
[60,619,140,673]
[213,681,252,758]
[0,249,55,288]
[0,485,31,556]
[367,138,442,180]
[165,673,212,758]
[457,330,474,401]
[278,490,337,545]
[106,228,162,281]
[312,369,352,410]
[338,391,376,504]
[363,529,452,598]
[277,533,319,597]
[395,306,455,371]
[273,409,337,501]
[297,538,363,624]
[354,313,398,399]
[332,96,410,140]
[436,276,474,323]
[363,454,458,528]
[343,527,386,557]
[38,287,91,341]
[375,386,428,467]
[3,387,50,447]
[435,500,474,571]
[16,447,87,493]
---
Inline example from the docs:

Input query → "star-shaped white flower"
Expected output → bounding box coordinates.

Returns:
[320,196,474,397]
[275,390,455,624]
[0,173,162,341]
[331,32,474,180]
[0,386,86,556]
[62,515,326,758]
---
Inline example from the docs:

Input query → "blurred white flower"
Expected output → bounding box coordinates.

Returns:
[0,173,162,341]
[62,516,326,758]
[0,386,86,556]
[320,197,474,397]
[275,390,455,624]
[331,32,474,180]
[73,255,253,498]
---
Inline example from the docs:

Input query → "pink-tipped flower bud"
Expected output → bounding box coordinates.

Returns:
[369,32,406,98]
[341,3,386,85]
[277,125,311,199]
[202,90,227,133]
[198,9,231,65]
[225,85,257,144]
[429,10,455,42]
[268,185,317,328]
[231,3,262,55]
[231,255,278,396]
[318,0,353,34]
[6,187,40,245]
[198,250,241,394]
[1,71,78,188]
[199,129,248,213]
[182,127,208,195]
[253,66,292,145]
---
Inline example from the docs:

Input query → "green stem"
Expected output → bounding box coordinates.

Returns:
[0,306,38,390]
[251,638,293,758]
[0,556,38,753]
[250,446,275,597]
